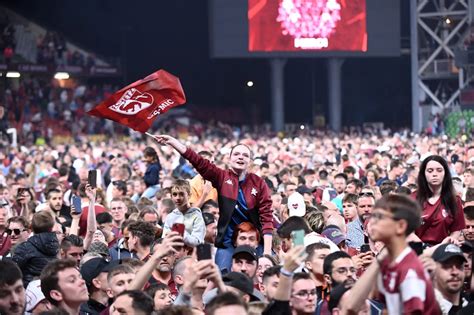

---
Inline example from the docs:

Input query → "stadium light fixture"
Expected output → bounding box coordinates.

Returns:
[445,18,451,24]
[247,81,254,87]
[54,72,70,80]
[6,72,20,78]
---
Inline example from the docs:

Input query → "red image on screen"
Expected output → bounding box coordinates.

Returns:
[248,0,367,52]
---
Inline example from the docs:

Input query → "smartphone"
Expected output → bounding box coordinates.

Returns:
[88,170,97,188]
[171,223,185,237]
[196,243,212,260]
[409,242,424,256]
[291,229,305,247]
[72,195,82,214]
[360,244,371,253]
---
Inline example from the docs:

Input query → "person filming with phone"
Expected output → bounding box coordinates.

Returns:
[162,179,205,247]
[153,135,273,273]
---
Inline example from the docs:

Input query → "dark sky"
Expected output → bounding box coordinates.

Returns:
[4,0,411,128]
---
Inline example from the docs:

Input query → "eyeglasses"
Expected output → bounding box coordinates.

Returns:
[370,212,400,221]
[359,192,374,197]
[333,267,357,275]
[293,289,317,299]
[5,228,28,236]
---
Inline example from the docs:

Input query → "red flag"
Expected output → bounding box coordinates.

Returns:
[88,69,186,133]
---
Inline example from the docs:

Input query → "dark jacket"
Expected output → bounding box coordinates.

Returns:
[12,232,59,286]
[182,148,273,248]
[144,162,161,187]
[109,238,135,261]
[80,299,107,315]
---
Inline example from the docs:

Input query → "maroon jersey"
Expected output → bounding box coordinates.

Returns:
[414,195,465,244]
[378,247,440,314]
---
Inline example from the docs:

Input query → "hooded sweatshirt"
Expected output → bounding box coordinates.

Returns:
[12,232,59,287]
[162,207,205,247]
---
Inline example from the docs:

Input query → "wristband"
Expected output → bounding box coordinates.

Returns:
[280,268,294,277]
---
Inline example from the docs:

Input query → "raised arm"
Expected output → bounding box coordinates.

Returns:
[129,232,184,290]
[345,251,387,313]
[84,185,97,249]
[152,135,187,154]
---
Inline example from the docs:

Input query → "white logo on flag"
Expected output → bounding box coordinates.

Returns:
[109,88,154,115]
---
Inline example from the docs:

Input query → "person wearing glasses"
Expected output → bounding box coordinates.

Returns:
[4,216,30,258]
[346,194,440,314]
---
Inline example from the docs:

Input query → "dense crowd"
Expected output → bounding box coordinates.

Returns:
[0,126,472,315]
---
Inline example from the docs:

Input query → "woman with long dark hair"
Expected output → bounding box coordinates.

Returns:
[414,155,465,244]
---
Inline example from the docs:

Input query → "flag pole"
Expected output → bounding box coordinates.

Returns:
[145,132,155,138]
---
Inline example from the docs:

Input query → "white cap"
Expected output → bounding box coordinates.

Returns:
[287,192,306,217]
[25,279,46,312]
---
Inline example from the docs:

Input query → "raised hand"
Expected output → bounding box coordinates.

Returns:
[85,184,97,201]
[283,245,306,273]
[151,135,187,154]
[152,231,184,262]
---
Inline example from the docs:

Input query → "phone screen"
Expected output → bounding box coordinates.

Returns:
[196,243,212,260]
[360,244,371,253]
[88,170,97,188]
[72,195,82,214]
[291,229,305,247]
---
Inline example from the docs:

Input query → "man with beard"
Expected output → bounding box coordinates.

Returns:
[230,245,258,280]
[313,251,357,314]
[432,244,469,313]
[59,235,84,266]
[45,188,70,226]
[346,193,375,249]
[0,260,25,315]
[203,212,217,245]
[463,206,474,242]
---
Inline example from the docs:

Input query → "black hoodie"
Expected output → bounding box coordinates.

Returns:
[11,232,59,287]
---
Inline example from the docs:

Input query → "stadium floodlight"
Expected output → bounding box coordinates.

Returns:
[247,81,254,87]
[6,72,20,78]
[54,72,70,80]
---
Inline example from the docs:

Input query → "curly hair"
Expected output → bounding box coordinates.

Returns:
[127,221,157,247]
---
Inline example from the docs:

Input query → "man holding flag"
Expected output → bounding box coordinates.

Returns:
[153,135,273,273]
[87,68,273,271]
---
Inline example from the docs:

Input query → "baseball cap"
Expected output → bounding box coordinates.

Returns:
[222,272,264,301]
[80,257,119,285]
[232,245,258,262]
[296,186,314,195]
[321,226,346,246]
[288,192,306,217]
[432,244,467,263]
[25,279,46,312]
[202,212,215,226]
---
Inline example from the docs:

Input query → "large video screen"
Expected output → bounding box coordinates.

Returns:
[209,0,400,58]
[249,0,367,52]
